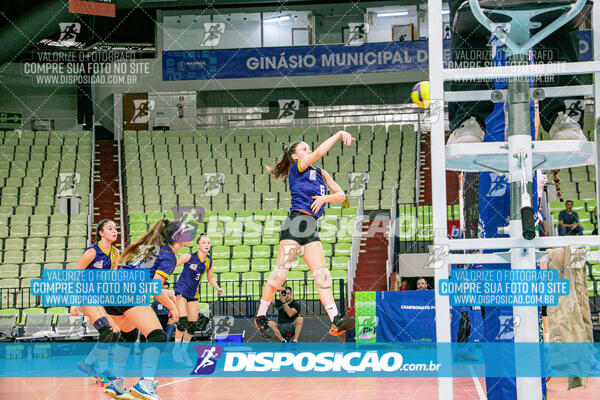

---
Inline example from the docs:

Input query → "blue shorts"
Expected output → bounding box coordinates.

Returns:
[175,292,198,302]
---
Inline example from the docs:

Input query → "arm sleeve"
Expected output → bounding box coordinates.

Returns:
[574,212,580,223]
[154,252,176,279]
[558,211,565,222]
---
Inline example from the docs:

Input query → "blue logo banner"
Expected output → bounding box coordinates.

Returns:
[0,343,598,378]
[29,269,161,307]
[162,32,592,81]
[439,269,570,306]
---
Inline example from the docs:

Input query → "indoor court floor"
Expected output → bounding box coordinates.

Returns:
[1,376,598,400]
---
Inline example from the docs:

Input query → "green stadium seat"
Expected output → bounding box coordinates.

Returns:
[331,256,349,270]
[3,251,23,263]
[66,249,83,263]
[243,231,261,246]
[224,233,242,246]
[253,210,270,222]
[0,278,19,289]
[241,271,261,299]
[0,264,19,279]
[294,257,309,271]
[4,238,24,251]
[251,258,270,272]
[322,242,333,257]
[231,259,250,273]
[45,250,65,263]
[262,231,279,245]
[232,245,251,259]
[24,251,44,264]
[334,243,351,256]
[212,246,230,259]
[212,259,230,274]
[252,245,271,259]
[20,264,41,278]
[330,269,347,282]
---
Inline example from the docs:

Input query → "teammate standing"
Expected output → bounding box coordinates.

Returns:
[70,219,120,385]
[172,233,224,366]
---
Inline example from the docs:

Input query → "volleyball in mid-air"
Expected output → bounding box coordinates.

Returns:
[411,81,430,109]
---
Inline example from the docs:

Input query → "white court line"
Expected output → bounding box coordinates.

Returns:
[468,365,487,400]
[158,377,195,388]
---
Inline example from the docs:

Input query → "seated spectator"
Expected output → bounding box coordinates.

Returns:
[416,277,429,290]
[558,200,583,236]
[267,286,303,343]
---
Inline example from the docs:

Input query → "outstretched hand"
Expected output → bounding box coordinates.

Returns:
[337,130,356,146]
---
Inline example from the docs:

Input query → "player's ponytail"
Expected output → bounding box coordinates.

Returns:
[266,141,301,181]
[120,218,169,265]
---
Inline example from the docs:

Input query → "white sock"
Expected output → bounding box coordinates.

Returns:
[84,349,97,365]
[142,363,156,381]
[113,362,126,378]
[257,299,270,317]
[325,304,338,322]
[181,340,191,354]
[97,360,108,375]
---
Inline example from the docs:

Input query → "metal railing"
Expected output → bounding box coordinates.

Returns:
[195,278,347,317]
[116,130,126,251]
[386,187,397,290]
[197,104,424,129]
[86,122,96,248]
[347,196,364,308]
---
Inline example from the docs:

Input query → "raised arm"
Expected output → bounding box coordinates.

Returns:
[299,131,355,172]
[176,253,191,266]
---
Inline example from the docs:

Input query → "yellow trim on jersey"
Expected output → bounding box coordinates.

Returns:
[197,252,208,264]
[98,242,110,256]
[155,270,170,280]
[297,159,306,173]
[109,246,119,269]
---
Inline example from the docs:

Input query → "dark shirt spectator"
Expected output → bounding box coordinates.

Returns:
[558,200,583,236]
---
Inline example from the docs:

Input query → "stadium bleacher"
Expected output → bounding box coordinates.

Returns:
[0,130,92,309]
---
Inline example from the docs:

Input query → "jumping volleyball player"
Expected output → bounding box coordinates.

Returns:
[172,233,224,366]
[70,219,120,385]
[254,130,356,337]
[103,219,190,400]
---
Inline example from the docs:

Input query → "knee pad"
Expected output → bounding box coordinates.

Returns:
[112,331,121,342]
[267,266,288,288]
[146,329,167,351]
[176,316,189,333]
[94,317,113,343]
[312,268,332,289]
[186,321,197,335]
[118,329,139,343]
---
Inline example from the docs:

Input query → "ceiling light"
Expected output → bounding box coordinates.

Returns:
[264,15,290,23]
[376,11,409,18]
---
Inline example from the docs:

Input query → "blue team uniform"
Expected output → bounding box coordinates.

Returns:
[84,242,118,270]
[288,159,327,218]
[121,244,177,281]
[174,253,212,301]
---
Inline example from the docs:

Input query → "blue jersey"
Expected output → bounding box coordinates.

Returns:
[174,253,212,300]
[122,244,177,281]
[84,242,118,270]
[288,159,327,218]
